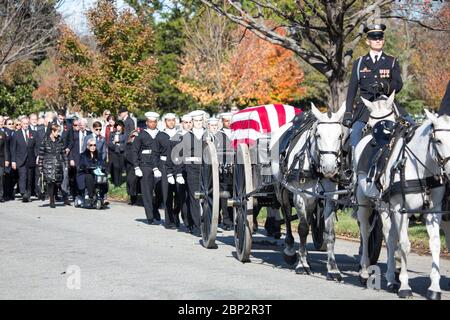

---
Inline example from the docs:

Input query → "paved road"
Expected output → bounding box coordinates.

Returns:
[0,200,449,300]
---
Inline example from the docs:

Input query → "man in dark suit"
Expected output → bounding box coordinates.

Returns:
[0,126,10,202]
[343,23,412,149]
[69,118,92,198]
[2,118,15,200]
[10,117,37,202]
[119,107,135,140]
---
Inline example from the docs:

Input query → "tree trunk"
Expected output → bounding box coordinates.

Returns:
[327,74,347,112]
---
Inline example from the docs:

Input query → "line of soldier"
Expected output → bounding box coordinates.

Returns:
[132,109,234,237]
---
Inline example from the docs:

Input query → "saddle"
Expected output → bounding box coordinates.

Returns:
[279,111,316,180]
[358,120,416,192]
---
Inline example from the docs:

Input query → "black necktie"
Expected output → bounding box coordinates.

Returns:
[374,55,378,64]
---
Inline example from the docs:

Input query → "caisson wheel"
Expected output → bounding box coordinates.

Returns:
[199,141,220,249]
[233,143,254,262]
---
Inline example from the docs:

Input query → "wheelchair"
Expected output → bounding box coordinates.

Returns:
[74,168,108,210]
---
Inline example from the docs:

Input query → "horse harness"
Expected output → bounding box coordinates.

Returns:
[380,123,450,215]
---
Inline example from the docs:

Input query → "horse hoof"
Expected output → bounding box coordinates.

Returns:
[283,252,298,266]
[359,275,368,286]
[295,264,311,275]
[426,290,441,301]
[387,283,399,293]
[327,272,343,282]
[398,289,413,299]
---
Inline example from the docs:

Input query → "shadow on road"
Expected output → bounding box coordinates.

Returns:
[212,226,450,299]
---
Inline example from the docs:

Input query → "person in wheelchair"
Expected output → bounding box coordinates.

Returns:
[76,138,108,209]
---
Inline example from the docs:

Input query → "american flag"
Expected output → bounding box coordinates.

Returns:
[230,104,302,148]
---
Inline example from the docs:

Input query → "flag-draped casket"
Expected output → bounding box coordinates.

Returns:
[230,104,302,148]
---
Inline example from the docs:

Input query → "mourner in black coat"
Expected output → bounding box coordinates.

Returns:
[107,121,126,187]
[0,129,10,201]
[38,123,68,208]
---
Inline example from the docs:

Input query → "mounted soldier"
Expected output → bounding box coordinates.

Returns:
[343,23,414,155]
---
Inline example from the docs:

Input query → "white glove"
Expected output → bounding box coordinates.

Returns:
[167,175,175,185]
[135,167,143,177]
[176,174,185,185]
[153,168,162,178]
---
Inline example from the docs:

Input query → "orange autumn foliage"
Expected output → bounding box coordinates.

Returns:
[178,26,305,107]
[412,5,450,108]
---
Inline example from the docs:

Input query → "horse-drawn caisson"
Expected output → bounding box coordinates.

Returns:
[195,95,450,300]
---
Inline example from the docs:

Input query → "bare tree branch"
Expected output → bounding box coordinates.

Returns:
[0,0,62,76]
[382,15,450,31]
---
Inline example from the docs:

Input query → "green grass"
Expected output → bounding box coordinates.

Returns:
[256,207,448,252]
[108,182,128,201]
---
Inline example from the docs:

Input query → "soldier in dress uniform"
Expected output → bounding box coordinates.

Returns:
[160,113,186,229]
[343,23,413,149]
[175,114,193,230]
[153,113,179,229]
[218,112,233,140]
[208,117,234,231]
[132,112,170,225]
[176,110,207,237]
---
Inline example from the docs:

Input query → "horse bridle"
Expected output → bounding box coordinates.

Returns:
[314,121,344,170]
[431,127,450,168]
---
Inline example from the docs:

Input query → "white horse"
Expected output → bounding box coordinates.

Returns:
[355,94,450,299]
[271,103,348,280]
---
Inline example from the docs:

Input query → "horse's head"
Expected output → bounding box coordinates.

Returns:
[425,109,450,175]
[362,91,396,128]
[310,102,346,178]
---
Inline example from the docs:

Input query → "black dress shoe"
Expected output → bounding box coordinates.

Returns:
[0,198,4,203]
[165,223,177,230]
[22,197,29,203]
[192,227,201,237]
[64,200,71,206]
[50,203,56,209]
[147,219,155,225]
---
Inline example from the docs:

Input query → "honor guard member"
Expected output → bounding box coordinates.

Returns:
[181,114,193,134]
[154,113,180,229]
[174,114,192,229]
[179,110,207,236]
[162,113,187,229]
[209,117,234,231]
[219,112,233,140]
[132,112,169,224]
[343,23,412,149]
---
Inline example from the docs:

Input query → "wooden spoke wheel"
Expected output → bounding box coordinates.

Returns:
[233,143,254,262]
[311,199,327,251]
[199,141,220,249]
[368,211,383,265]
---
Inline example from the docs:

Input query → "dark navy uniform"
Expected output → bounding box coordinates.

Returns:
[151,130,175,228]
[177,128,207,236]
[215,129,234,229]
[132,129,169,223]
[344,23,409,148]
[345,51,404,124]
